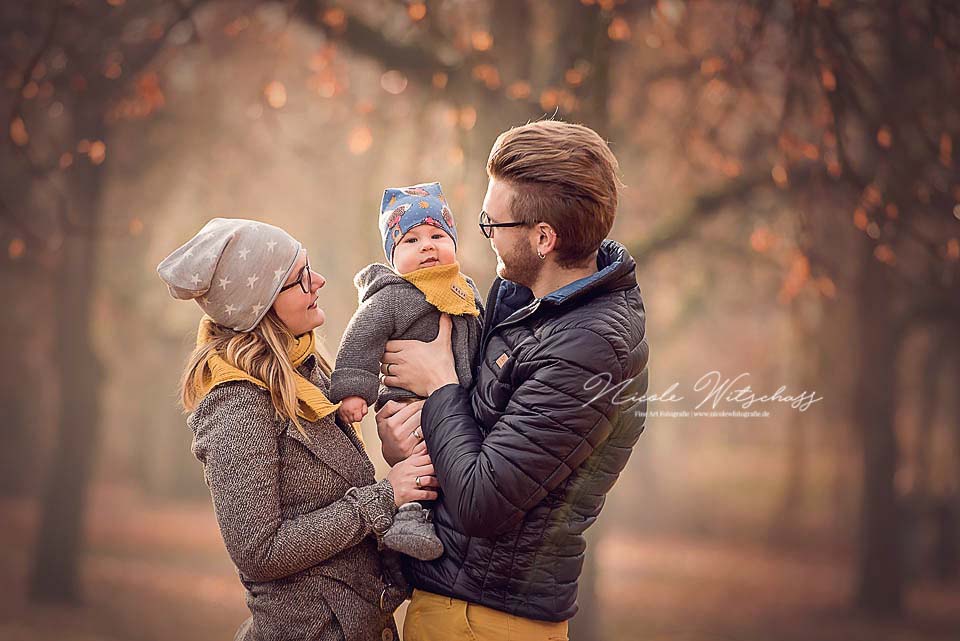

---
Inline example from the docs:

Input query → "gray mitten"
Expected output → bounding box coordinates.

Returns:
[382,502,444,561]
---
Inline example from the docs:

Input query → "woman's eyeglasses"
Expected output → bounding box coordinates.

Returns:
[279,260,312,294]
[478,211,529,239]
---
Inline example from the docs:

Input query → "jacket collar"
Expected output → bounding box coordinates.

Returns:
[486,239,638,329]
[540,239,638,306]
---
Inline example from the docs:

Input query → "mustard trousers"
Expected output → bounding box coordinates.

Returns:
[403,589,569,641]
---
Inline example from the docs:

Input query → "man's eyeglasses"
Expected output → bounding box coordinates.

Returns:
[279,259,312,294]
[478,211,528,239]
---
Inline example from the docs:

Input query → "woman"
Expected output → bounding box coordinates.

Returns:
[157,218,438,641]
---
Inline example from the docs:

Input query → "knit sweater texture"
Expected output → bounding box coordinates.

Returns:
[330,263,483,409]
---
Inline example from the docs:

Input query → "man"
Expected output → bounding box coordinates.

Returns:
[377,120,648,641]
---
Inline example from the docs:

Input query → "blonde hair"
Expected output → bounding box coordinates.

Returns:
[486,119,623,268]
[180,309,332,436]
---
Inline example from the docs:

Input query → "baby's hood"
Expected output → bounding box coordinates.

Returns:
[353,263,410,303]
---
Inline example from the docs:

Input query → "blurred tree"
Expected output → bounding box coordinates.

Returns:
[0,0,207,603]
[622,0,960,614]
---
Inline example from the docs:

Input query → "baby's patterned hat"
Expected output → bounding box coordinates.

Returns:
[380,182,457,266]
[157,218,302,332]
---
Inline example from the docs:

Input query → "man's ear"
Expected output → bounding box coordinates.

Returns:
[536,222,559,254]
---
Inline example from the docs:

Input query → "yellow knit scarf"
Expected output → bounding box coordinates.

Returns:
[400,261,479,316]
[193,318,359,442]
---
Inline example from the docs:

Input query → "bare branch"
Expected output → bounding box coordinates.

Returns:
[293,0,544,114]
[296,0,454,83]
[7,2,60,143]
[630,170,787,268]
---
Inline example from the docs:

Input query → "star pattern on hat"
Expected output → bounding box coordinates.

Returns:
[159,218,305,332]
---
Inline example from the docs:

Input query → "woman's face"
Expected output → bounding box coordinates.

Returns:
[272,249,326,336]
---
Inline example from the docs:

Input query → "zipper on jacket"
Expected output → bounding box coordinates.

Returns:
[479,295,542,359]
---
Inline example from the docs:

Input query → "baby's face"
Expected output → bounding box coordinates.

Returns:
[392,224,457,274]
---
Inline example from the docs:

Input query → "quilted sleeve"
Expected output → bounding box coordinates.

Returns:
[420,326,625,537]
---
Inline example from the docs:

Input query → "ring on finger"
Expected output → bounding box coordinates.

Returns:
[385,363,393,376]
[412,427,423,440]
[415,475,423,489]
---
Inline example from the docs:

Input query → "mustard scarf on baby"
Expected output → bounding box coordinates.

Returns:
[193,317,363,444]
[401,261,479,316]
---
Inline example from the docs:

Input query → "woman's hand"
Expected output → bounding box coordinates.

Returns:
[385,441,439,506]
[376,399,425,466]
[381,313,458,397]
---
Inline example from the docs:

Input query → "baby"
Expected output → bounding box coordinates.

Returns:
[329,181,483,561]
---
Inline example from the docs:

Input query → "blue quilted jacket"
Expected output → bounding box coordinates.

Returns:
[406,239,649,622]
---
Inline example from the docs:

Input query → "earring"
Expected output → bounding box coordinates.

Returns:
[537,250,545,260]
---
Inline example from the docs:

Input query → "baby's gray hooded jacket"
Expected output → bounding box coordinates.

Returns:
[330,263,484,410]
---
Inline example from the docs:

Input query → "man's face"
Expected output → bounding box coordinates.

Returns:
[481,177,543,287]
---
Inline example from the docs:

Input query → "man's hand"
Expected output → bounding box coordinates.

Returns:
[381,313,458,397]
[385,441,440,506]
[376,399,425,466]
[337,396,368,424]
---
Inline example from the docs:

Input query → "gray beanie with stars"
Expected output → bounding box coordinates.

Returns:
[157,217,302,332]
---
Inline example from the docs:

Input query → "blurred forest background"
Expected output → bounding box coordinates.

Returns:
[1,1,959,640]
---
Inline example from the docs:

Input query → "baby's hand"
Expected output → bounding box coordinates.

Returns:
[338,396,368,424]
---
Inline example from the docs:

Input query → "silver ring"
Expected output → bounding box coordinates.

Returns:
[385,363,393,376]
[415,475,423,489]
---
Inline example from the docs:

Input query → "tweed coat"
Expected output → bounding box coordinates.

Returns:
[188,354,406,641]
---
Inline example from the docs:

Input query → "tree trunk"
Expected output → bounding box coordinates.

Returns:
[28,115,105,604]
[556,4,613,640]
[0,262,42,497]
[853,236,903,614]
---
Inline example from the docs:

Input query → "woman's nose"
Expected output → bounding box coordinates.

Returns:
[311,271,326,290]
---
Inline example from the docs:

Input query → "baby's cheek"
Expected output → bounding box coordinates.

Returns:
[442,244,458,263]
